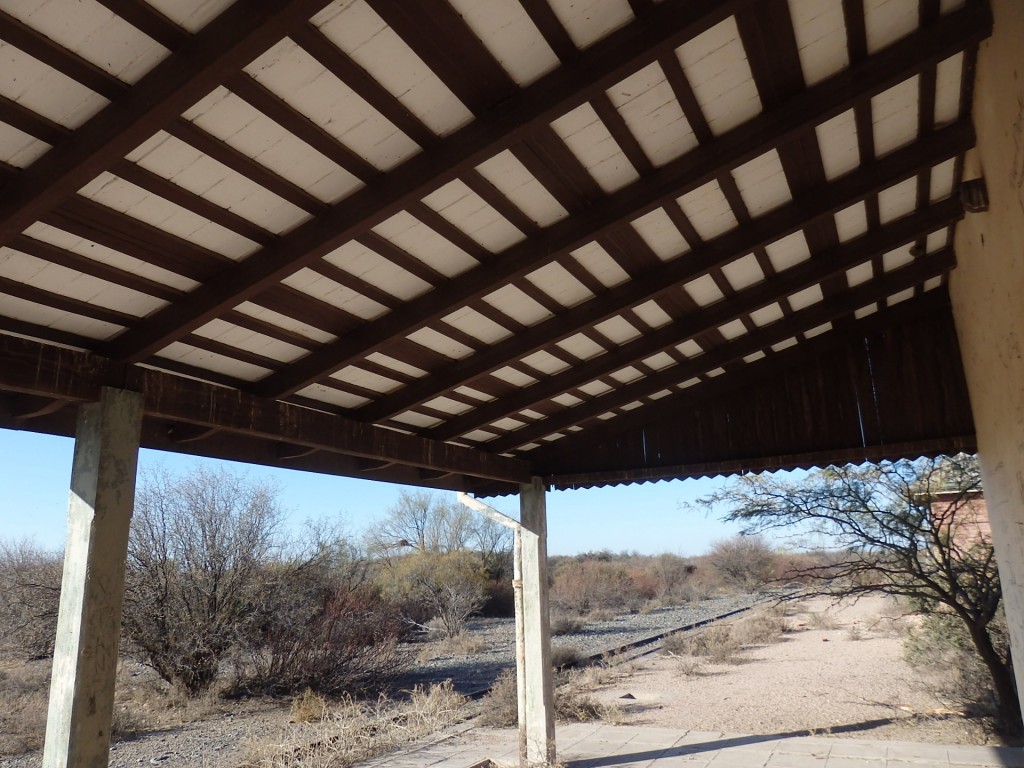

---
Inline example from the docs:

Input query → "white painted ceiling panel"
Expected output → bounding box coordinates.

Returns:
[606,62,698,167]
[679,377,701,389]
[128,132,310,235]
[524,262,593,308]
[491,417,526,432]
[550,103,640,193]
[846,261,874,287]
[834,201,869,242]
[750,302,784,327]
[593,316,640,345]
[442,306,512,345]
[642,351,675,371]
[422,395,473,416]
[491,365,536,387]
[922,276,943,292]
[22,222,198,291]
[422,179,525,253]
[816,108,860,180]
[788,284,823,310]
[159,341,271,381]
[191,319,307,363]
[281,268,387,320]
[882,244,914,272]
[145,0,232,33]
[934,52,964,127]
[392,411,443,429]
[296,382,370,409]
[677,180,739,241]
[372,211,479,278]
[770,337,798,352]
[406,327,474,360]
[570,242,630,288]
[0,294,121,340]
[929,158,957,202]
[731,149,790,217]
[871,76,920,157]
[366,351,428,380]
[475,150,569,228]
[6,0,169,83]
[521,349,569,375]
[864,0,919,54]
[453,385,492,402]
[78,172,259,261]
[744,350,767,363]
[551,392,582,407]
[609,366,642,383]
[323,240,431,302]
[721,253,764,291]
[718,318,747,340]
[683,274,724,307]
[244,39,419,173]
[765,230,812,270]
[886,287,915,307]
[805,322,832,338]
[547,0,634,49]
[331,365,402,394]
[447,0,559,86]
[789,0,849,86]
[630,207,690,261]
[557,333,605,361]
[578,379,612,397]
[926,229,949,253]
[482,284,552,326]
[878,176,917,224]
[632,299,672,329]
[676,17,762,136]
[0,42,108,128]
[184,86,362,203]
[854,304,878,319]
[0,123,50,168]
[314,0,473,136]
[232,301,336,344]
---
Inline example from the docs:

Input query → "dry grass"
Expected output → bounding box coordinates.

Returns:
[806,610,840,630]
[550,645,583,669]
[246,682,466,768]
[550,614,586,636]
[417,632,486,662]
[663,624,740,663]
[732,609,790,646]
[662,608,790,667]
[478,669,624,729]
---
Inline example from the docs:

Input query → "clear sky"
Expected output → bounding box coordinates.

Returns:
[0,427,747,557]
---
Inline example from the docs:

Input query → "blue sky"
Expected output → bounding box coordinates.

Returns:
[0,427,746,556]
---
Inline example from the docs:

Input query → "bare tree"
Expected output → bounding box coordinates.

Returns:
[122,466,283,693]
[0,540,63,659]
[698,455,1020,734]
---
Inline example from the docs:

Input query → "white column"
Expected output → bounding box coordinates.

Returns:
[43,387,143,768]
[519,477,555,767]
[949,0,1024,727]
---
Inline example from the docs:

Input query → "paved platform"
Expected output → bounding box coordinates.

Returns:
[358,723,1024,768]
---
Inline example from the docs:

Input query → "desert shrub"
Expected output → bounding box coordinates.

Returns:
[550,559,650,614]
[0,540,63,660]
[904,610,1007,719]
[663,624,739,663]
[550,613,586,636]
[551,645,583,668]
[378,550,488,638]
[231,583,406,697]
[477,669,619,728]
[477,668,519,727]
[706,535,777,591]
[732,609,789,646]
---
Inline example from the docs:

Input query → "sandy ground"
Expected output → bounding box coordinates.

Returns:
[585,594,995,745]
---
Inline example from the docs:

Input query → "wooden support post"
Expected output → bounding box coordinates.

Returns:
[519,477,555,767]
[43,387,143,768]
[950,0,1024,734]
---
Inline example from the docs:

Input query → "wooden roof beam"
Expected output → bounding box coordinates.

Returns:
[245,3,989,399]
[0,0,335,244]
[358,120,973,422]
[93,0,757,364]
[482,251,957,454]
[0,335,533,484]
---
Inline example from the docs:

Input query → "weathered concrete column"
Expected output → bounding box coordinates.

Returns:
[518,477,555,767]
[949,0,1024,726]
[43,387,143,768]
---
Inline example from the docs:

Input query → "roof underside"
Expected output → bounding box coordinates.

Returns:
[0,0,986,495]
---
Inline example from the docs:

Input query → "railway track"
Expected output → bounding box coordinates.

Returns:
[391,593,774,704]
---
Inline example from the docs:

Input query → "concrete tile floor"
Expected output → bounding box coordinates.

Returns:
[357,724,1024,768]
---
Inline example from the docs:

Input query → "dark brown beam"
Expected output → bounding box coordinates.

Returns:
[484,251,957,453]
[93,0,190,51]
[94,0,756,362]
[359,120,972,422]
[538,288,954,459]
[0,0,336,244]
[0,94,70,144]
[0,334,533,483]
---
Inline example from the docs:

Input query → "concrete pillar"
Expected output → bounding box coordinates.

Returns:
[948,0,1024,725]
[43,387,143,768]
[518,477,555,767]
